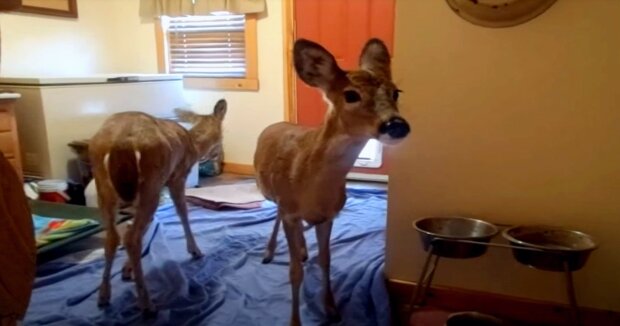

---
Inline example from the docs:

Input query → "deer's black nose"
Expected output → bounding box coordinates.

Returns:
[379,117,410,139]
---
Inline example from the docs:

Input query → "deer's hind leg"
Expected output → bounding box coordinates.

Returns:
[96,177,120,307]
[123,187,160,317]
[167,175,203,259]
[263,215,308,264]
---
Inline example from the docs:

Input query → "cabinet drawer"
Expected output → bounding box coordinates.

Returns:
[0,131,16,156]
[0,112,11,132]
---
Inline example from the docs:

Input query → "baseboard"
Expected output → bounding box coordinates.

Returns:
[346,172,389,182]
[222,164,389,182]
[386,279,620,326]
[222,162,255,176]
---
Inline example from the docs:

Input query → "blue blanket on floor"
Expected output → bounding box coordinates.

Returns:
[24,187,390,326]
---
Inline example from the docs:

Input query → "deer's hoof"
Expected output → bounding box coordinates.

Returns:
[262,249,274,264]
[190,250,204,260]
[189,248,204,260]
[326,307,341,323]
[97,296,110,308]
[141,306,158,319]
[98,286,110,308]
[290,317,302,326]
[121,266,133,281]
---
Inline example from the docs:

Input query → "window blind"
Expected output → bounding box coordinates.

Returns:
[166,14,246,78]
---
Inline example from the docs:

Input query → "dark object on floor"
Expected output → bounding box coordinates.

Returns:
[199,159,222,177]
[66,182,86,206]
[446,311,504,326]
[67,139,92,187]
[409,307,452,325]
[0,151,36,325]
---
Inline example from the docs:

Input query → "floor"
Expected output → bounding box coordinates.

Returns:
[37,173,387,263]
[33,174,598,326]
[42,173,500,326]
[199,172,255,187]
[36,173,471,325]
[33,174,514,325]
[200,172,389,190]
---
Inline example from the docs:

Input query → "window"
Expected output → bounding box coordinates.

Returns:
[156,12,258,91]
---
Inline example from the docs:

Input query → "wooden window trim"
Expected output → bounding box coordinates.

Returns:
[155,14,259,91]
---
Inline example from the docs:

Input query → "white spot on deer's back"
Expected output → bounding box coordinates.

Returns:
[103,153,110,172]
[135,150,141,172]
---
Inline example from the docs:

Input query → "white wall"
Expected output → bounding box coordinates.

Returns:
[0,0,284,165]
[0,0,157,75]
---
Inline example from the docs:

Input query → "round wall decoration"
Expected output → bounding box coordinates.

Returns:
[445,0,558,28]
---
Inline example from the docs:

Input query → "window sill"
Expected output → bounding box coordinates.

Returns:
[183,77,259,91]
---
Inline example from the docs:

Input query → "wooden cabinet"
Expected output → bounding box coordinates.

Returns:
[0,95,23,180]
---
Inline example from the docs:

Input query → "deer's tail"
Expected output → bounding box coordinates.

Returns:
[104,146,140,203]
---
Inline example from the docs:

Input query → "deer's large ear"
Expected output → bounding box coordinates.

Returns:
[294,39,344,90]
[213,99,227,119]
[359,38,391,80]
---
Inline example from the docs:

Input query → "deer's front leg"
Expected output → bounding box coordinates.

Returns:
[316,220,340,322]
[283,218,304,326]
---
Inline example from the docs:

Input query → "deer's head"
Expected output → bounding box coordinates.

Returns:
[294,38,410,145]
[175,99,227,162]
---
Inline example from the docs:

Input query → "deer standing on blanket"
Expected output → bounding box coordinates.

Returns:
[254,38,410,325]
[90,99,227,316]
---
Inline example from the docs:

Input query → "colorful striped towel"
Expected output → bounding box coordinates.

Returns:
[33,215,99,247]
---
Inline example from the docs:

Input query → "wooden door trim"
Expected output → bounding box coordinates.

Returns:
[283,0,297,123]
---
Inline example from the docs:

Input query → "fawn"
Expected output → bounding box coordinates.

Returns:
[89,99,227,315]
[254,38,410,325]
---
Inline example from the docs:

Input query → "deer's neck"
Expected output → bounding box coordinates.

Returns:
[310,113,369,179]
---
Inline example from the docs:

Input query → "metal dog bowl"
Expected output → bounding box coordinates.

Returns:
[445,311,504,326]
[413,217,499,259]
[503,225,598,272]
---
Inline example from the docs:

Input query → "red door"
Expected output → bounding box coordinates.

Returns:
[294,0,396,175]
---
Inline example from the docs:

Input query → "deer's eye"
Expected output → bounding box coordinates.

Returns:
[344,90,361,103]
[392,90,401,102]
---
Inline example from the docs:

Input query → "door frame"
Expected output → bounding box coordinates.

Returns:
[281,0,389,182]
[282,0,297,123]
